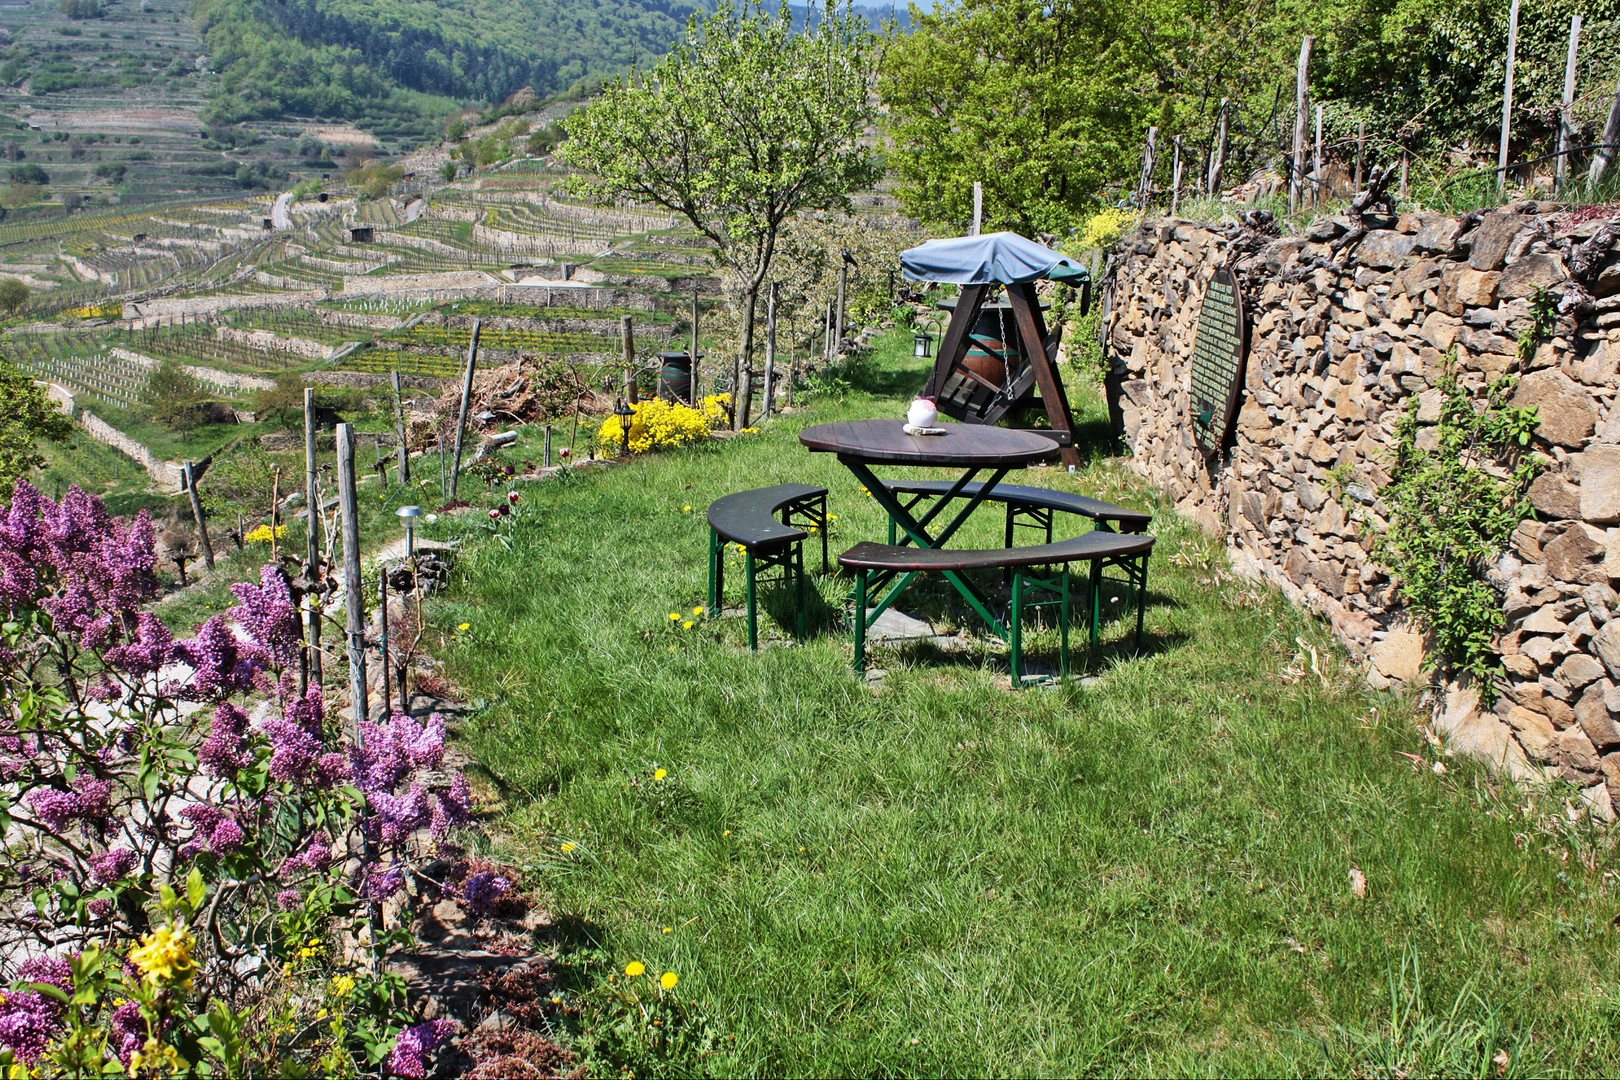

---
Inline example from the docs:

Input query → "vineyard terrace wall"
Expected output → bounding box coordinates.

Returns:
[1105,207,1620,818]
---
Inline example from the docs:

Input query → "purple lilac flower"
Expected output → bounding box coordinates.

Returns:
[179,805,246,857]
[260,716,322,783]
[276,889,302,910]
[103,612,176,677]
[229,567,302,671]
[26,776,113,835]
[361,862,406,902]
[0,957,71,1065]
[172,616,260,702]
[460,871,510,915]
[89,847,139,884]
[199,703,254,780]
[109,1001,145,1065]
[431,775,473,840]
[368,785,432,845]
[352,713,447,794]
[387,1018,458,1079]
[86,898,112,919]
[280,832,333,874]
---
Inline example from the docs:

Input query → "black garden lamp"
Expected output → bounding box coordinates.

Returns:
[912,326,933,358]
[614,397,635,454]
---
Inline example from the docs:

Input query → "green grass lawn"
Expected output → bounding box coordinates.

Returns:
[436,330,1620,1077]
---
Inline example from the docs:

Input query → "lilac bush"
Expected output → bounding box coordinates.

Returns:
[0,481,474,1076]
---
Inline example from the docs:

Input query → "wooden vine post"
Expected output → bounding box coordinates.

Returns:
[1558,14,1582,188]
[1207,98,1230,195]
[1499,0,1521,194]
[620,315,636,403]
[336,422,367,726]
[1136,126,1158,206]
[448,318,481,499]
[391,370,409,484]
[1290,35,1314,216]
[304,387,322,689]
[1170,135,1183,217]
[184,461,214,570]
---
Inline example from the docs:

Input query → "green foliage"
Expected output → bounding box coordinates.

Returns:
[1374,355,1540,686]
[0,277,29,314]
[561,0,881,405]
[140,357,210,439]
[0,360,72,488]
[9,164,49,186]
[191,0,705,131]
[199,439,283,520]
[59,0,102,17]
[347,162,404,199]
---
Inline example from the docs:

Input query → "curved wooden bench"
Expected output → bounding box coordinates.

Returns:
[839,531,1156,686]
[707,483,828,649]
[881,480,1151,548]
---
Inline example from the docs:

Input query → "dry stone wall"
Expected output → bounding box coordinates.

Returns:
[1106,204,1620,817]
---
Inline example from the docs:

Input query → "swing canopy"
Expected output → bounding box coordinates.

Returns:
[899,231,1091,287]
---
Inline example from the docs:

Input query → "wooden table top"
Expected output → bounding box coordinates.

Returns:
[799,419,1058,468]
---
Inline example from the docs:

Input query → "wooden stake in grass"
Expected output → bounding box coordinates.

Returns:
[448,317,480,499]
[1499,0,1520,195]
[762,281,778,419]
[621,314,636,403]
[1557,14,1582,189]
[1170,135,1183,217]
[544,423,553,468]
[391,369,409,485]
[1290,36,1314,216]
[304,387,322,689]
[336,422,367,725]
[184,460,214,570]
[1208,98,1230,195]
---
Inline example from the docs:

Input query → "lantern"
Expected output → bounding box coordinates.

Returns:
[614,397,635,453]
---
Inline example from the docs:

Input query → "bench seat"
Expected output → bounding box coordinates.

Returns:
[881,479,1151,533]
[707,483,828,650]
[838,531,1154,572]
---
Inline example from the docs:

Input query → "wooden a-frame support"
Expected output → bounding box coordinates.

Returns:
[921,281,1082,469]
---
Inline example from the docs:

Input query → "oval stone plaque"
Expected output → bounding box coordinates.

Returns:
[1188,266,1248,456]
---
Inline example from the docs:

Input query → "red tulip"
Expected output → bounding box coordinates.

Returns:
[507,491,520,503]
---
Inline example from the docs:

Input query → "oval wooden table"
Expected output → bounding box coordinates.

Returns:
[800,418,1059,638]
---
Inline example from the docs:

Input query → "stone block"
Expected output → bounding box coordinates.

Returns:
[1506,705,1558,757]
[1468,211,1530,271]
[1580,444,1620,524]
[1357,230,1417,270]
[1594,618,1620,678]
[1498,253,1569,300]
[1576,680,1620,749]
[1455,268,1501,306]
[1413,216,1463,256]
[1512,369,1597,448]
[1558,653,1607,692]
[1541,522,1609,583]
[1368,628,1425,684]
[1561,725,1602,772]
[1417,311,1462,351]
[1528,472,1582,519]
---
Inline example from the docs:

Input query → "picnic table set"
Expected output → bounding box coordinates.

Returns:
[704,234,1160,687]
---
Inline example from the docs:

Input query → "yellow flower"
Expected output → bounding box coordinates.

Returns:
[130,923,197,988]
[722,830,731,836]
[654,768,667,780]
[561,842,577,853]
[625,961,646,977]
[330,975,356,997]
[660,972,679,990]
[692,606,704,616]
[316,1008,328,1019]
[128,1039,184,1077]
[829,515,839,522]
[458,623,471,631]
[661,927,671,934]
[682,621,694,630]
[683,505,693,512]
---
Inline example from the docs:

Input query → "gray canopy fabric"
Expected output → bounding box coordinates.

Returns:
[899,231,1090,286]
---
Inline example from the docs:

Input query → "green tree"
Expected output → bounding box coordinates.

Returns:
[560,0,881,427]
[0,278,29,314]
[882,0,1159,234]
[0,361,72,488]
[141,359,209,439]
[253,373,313,432]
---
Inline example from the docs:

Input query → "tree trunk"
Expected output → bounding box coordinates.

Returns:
[735,285,758,430]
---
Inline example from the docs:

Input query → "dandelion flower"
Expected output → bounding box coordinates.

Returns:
[458,623,471,631]
[683,621,694,630]
[692,606,704,616]
[660,972,679,990]
[625,962,646,977]
[561,842,577,853]
[669,613,681,621]
[661,927,671,934]
[683,505,693,512]
[723,830,731,836]
[654,768,667,780]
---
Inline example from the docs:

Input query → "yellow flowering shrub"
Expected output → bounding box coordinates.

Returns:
[130,923,198,989]
[245,523,289,544]
[1076,207,1139,251]
[598,394,731,454]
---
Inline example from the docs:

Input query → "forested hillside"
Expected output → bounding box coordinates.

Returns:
[193,0,708,133]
